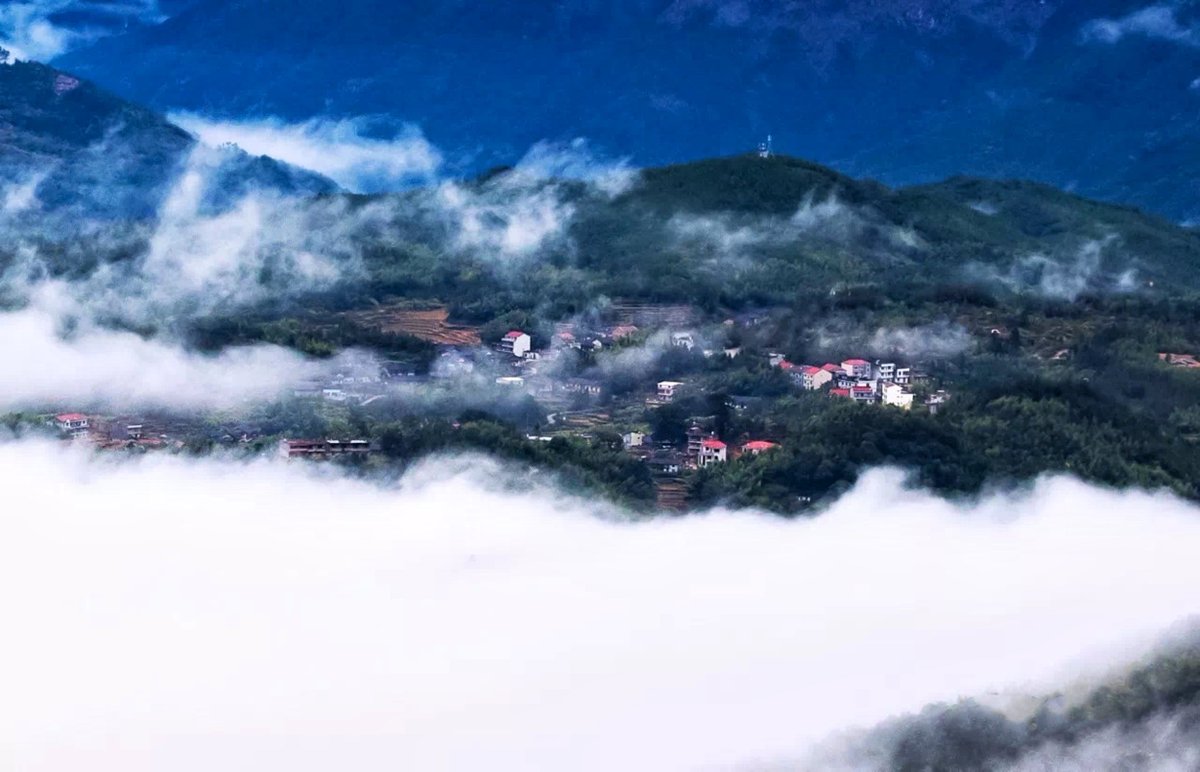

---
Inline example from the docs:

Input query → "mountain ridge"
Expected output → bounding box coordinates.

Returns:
[52,0,1200,222]
[0,56,338,219]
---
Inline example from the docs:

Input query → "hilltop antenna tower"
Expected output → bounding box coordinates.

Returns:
[757,134,773,159]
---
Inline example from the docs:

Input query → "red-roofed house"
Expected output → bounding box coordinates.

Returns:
[842,358,872,378]
[54,413,89,438]
[798,365,832,391]
[741,440,779,455]
[699,437,727,467]
[499,330,532,358]
[829,388,852,399]
[851,384,878,403]
[609,324,639,340]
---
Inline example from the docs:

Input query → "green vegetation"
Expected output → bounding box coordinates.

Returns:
[18,149,1200,513]
[841,634,1200,770]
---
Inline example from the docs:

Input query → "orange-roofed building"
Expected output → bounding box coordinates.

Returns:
[842,358,872,378]
[698,437,727,468]
[499,330,532,357]
[798,365,833,391]
[54,413,89,438]
[741,440,779,455]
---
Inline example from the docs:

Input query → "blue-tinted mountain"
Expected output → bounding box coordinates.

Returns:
[0,57,336,219]
[52,0,1200,221]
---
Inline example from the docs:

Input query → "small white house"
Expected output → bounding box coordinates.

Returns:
[54,413,89,439]
[322,388,348,402]
[499,330,532,358]
[622,432,646,449]
[671,332,695,350]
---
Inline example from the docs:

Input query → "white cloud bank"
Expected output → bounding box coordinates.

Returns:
[1081,4,1200,47]
[5,446,1200,771]
[0,298,368,411]
[0,0,163,61]
[171,113,443,193]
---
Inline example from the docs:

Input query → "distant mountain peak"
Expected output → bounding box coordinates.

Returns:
[0,59,336,220]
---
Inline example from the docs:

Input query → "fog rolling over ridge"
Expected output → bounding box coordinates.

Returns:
[8,17,1200,769]
[6,440,1200,770]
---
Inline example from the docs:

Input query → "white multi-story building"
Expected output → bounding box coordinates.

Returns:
[499,330,532,358]
[875,362,896,381]
[657,381,686,402]
[698,438,727,467]
[881,382,915,410]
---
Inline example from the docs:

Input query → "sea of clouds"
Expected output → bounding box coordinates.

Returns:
[3,58,1200,771]
[5,443,1200,770]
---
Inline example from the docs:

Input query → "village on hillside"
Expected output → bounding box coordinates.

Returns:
[33,299,964,507]
[32,293,1200,510]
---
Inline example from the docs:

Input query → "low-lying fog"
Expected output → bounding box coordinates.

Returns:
[5,439,1200,770]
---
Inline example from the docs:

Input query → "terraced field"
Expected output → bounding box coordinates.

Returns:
[655,478,689,512]
[348,305,481,346]
[610,302,698,329]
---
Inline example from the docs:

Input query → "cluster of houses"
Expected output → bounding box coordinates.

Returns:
[627,424,779,475]
[292,355,390,403]
[48,411,379,463]
[771,355,923,409]
[48,412,177,450]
